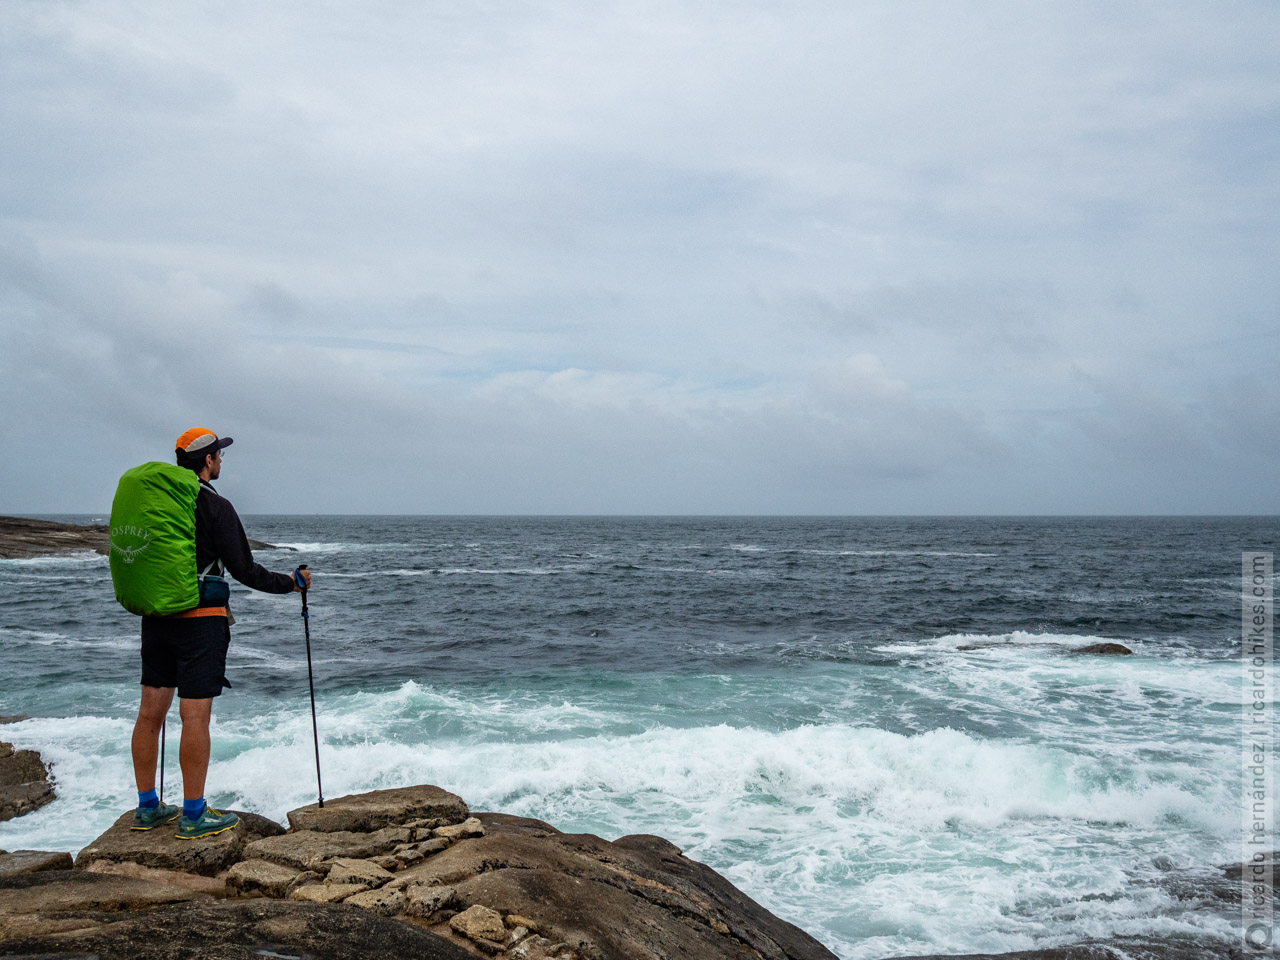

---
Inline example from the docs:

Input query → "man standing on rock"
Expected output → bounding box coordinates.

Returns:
[129,429,310,839]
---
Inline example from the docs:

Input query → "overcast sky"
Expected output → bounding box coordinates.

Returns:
[1,1,1277,514]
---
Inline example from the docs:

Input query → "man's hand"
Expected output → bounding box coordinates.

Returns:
[292,567,312,592]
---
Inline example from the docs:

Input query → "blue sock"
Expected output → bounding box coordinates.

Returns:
[137,789,159,810]
[183,797,205,820]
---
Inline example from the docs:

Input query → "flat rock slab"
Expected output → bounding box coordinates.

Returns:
[0,896,478,959]
[389,812,840,960]
[83,859,226,897]
[74,809,284,877]
[225,858,303,898]
[288,784,469,833]
[0,869,209,940]
[0,851,73,877]
[247,826,411,870]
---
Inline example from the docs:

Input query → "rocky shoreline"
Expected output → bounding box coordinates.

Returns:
[1,783,841,960]
[0,743,55,824]
[0,769,1266,960]
[0,514,285,559]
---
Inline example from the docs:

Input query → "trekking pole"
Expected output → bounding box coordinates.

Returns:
[159,718,166,803]
[295,564,323,808]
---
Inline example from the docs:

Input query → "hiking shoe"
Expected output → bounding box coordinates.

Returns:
[130,801,180,831]
[175,805,239,840]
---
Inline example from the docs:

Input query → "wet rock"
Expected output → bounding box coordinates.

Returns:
[0,851,73,876]
[0,717,28,726]
[1071,642,1133,655]
[0,780,55,823]
[0,869,208,940]
[82,859,225,896]
[225,858,302,898]
[287,784,469,833]
[74,808,283,877]
[0,896,478,959]
[247,825,410,871]
[0,745,55,822]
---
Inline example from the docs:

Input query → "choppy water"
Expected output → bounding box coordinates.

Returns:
[1,515,1275,958]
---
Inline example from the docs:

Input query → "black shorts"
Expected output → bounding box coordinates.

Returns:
[140,615,232,699]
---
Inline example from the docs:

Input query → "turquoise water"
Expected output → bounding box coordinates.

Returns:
[1,516,1272,957]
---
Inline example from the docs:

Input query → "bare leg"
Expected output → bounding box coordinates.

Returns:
[131,685,175,793]
[178,697,213,801]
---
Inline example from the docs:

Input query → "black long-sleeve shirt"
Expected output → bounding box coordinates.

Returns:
[196,480,295,597]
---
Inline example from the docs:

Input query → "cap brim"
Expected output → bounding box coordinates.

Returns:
[213,436,233,450]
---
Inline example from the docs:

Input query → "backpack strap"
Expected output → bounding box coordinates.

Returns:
[196,481,226,578]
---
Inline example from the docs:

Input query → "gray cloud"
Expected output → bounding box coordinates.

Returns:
[1,0,1277,513]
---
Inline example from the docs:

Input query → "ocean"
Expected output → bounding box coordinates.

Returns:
[1,515,1274,958]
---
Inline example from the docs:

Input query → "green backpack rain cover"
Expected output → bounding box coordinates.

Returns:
[109,462,201,617]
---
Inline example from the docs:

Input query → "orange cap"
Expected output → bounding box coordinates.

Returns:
[175,428,233,454]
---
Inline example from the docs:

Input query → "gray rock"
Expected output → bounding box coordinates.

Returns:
[509,935,575,959]
[290,882,367,903]
[388,813,840,960]
[404,883,460,919]
[0,746,55,822]
[451,903,507,944]
[324,857,394,888]
[81,859,225,897]
[225,858,303,898]
[343,884,406,916]
[287,784,469,833]
[0,896,478,959]
[73,808,284,877]
[0,515,285,560]
[247,825,410,871]
[0,780,55,822]
[433,816,485,841]
[1071,642,1134,655]
[0,851,73,876]
[0,868,208,940]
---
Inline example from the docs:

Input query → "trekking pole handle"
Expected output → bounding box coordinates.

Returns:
[294,564,309,591]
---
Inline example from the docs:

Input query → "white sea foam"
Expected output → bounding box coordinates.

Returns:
[800,549,998,557]
[266,542,391,553]
[875,629,1131,654]
[322,566,582,577]
[0,551,105,566]
[0,679,1238,960]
